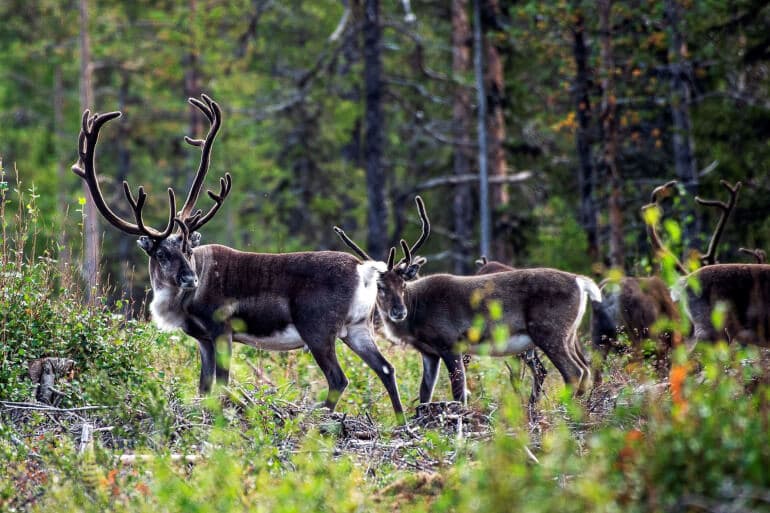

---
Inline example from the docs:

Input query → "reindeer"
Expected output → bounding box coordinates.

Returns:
[592,180,742,358]
[477,256,616,390]
[335,198,601,405]
[646,180,770,347]
[669,183,770,347]
[72,95,405,421]
[599,179,770,351]
[473,256,548,406]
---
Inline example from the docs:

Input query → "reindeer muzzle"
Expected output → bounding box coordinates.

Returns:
[179,275,199,290]
[389,307,408,322]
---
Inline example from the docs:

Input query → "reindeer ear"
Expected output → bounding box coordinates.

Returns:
[137,236,154,254]
[402,263,422,280]
[189,231,202,248]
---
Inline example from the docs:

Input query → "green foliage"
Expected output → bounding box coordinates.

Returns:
[434,346,770,513]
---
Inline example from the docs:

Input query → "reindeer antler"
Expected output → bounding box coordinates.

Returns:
[333,226,373,261]
[334,195,430,269]
[396,195,431,266]
[739,247,766,264]
[178,94,232,233]
[73,95,228,243]
[73,110,176,239]
[408,196,430,256]
[641,180,688,275]
[695,180,742,265]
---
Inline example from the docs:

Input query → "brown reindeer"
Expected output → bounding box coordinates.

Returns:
[72,95,405,421]
[335,199,601,405]
[648,180,770,347]
[473,256,548,406]
[593,180,742,358]
[599,179,770,351]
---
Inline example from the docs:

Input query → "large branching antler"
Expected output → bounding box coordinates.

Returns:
[177,94,231,233]
[695,180,742,265]
[72,110,176,239]
[641,180,688,275]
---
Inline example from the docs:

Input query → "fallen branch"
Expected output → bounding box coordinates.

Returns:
[402,171,533,199]
[78,423,93,455]
[117,454,202,464]
[0,401,109,412]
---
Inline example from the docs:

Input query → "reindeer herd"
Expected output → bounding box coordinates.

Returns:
[72,95,770,422]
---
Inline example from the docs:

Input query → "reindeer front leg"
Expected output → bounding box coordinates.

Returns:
[419,353,440,403]
[196,338,216,394]
[440,351,468,405]
[341,323,405,423]
[215,331,232,386]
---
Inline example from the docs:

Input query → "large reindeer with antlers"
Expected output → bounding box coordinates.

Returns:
[72,95,406,421]
[335,198,601,405]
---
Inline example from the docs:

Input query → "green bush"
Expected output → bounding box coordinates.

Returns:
[0,257,159,405]
[432,345,770,513]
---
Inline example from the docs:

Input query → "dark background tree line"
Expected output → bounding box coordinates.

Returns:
[1,0,769,311]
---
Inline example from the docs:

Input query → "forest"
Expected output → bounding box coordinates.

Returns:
[1,1,770,512]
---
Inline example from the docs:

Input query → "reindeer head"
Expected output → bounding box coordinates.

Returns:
[334,196,430,323]
[72,94,231,292]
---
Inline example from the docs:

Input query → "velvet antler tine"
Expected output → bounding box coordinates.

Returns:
[387,247,396,270]
[188,96,214,123]
[642,181,687,275]
[400,239,411,266]
[696,180,742,265]
[739,247,766,264]
[178,95,226,232]
[649,180,677,204]
[409,195,430,255]
[333,226,373,261]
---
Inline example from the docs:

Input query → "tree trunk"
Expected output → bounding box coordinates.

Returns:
[116,72,135,316]
[665,0,699,253]
[482,0,510,262]
[451,0,474,274]
[53,64,71,269]
[571,1,599,263]
[79,0,100,300]
[482,0,507,207]
[472,0,491,258]
[181,0,202,188]
[599,0,624,269]
[363,0,387,259]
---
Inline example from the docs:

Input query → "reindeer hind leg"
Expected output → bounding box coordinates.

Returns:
[531,328,586,396]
